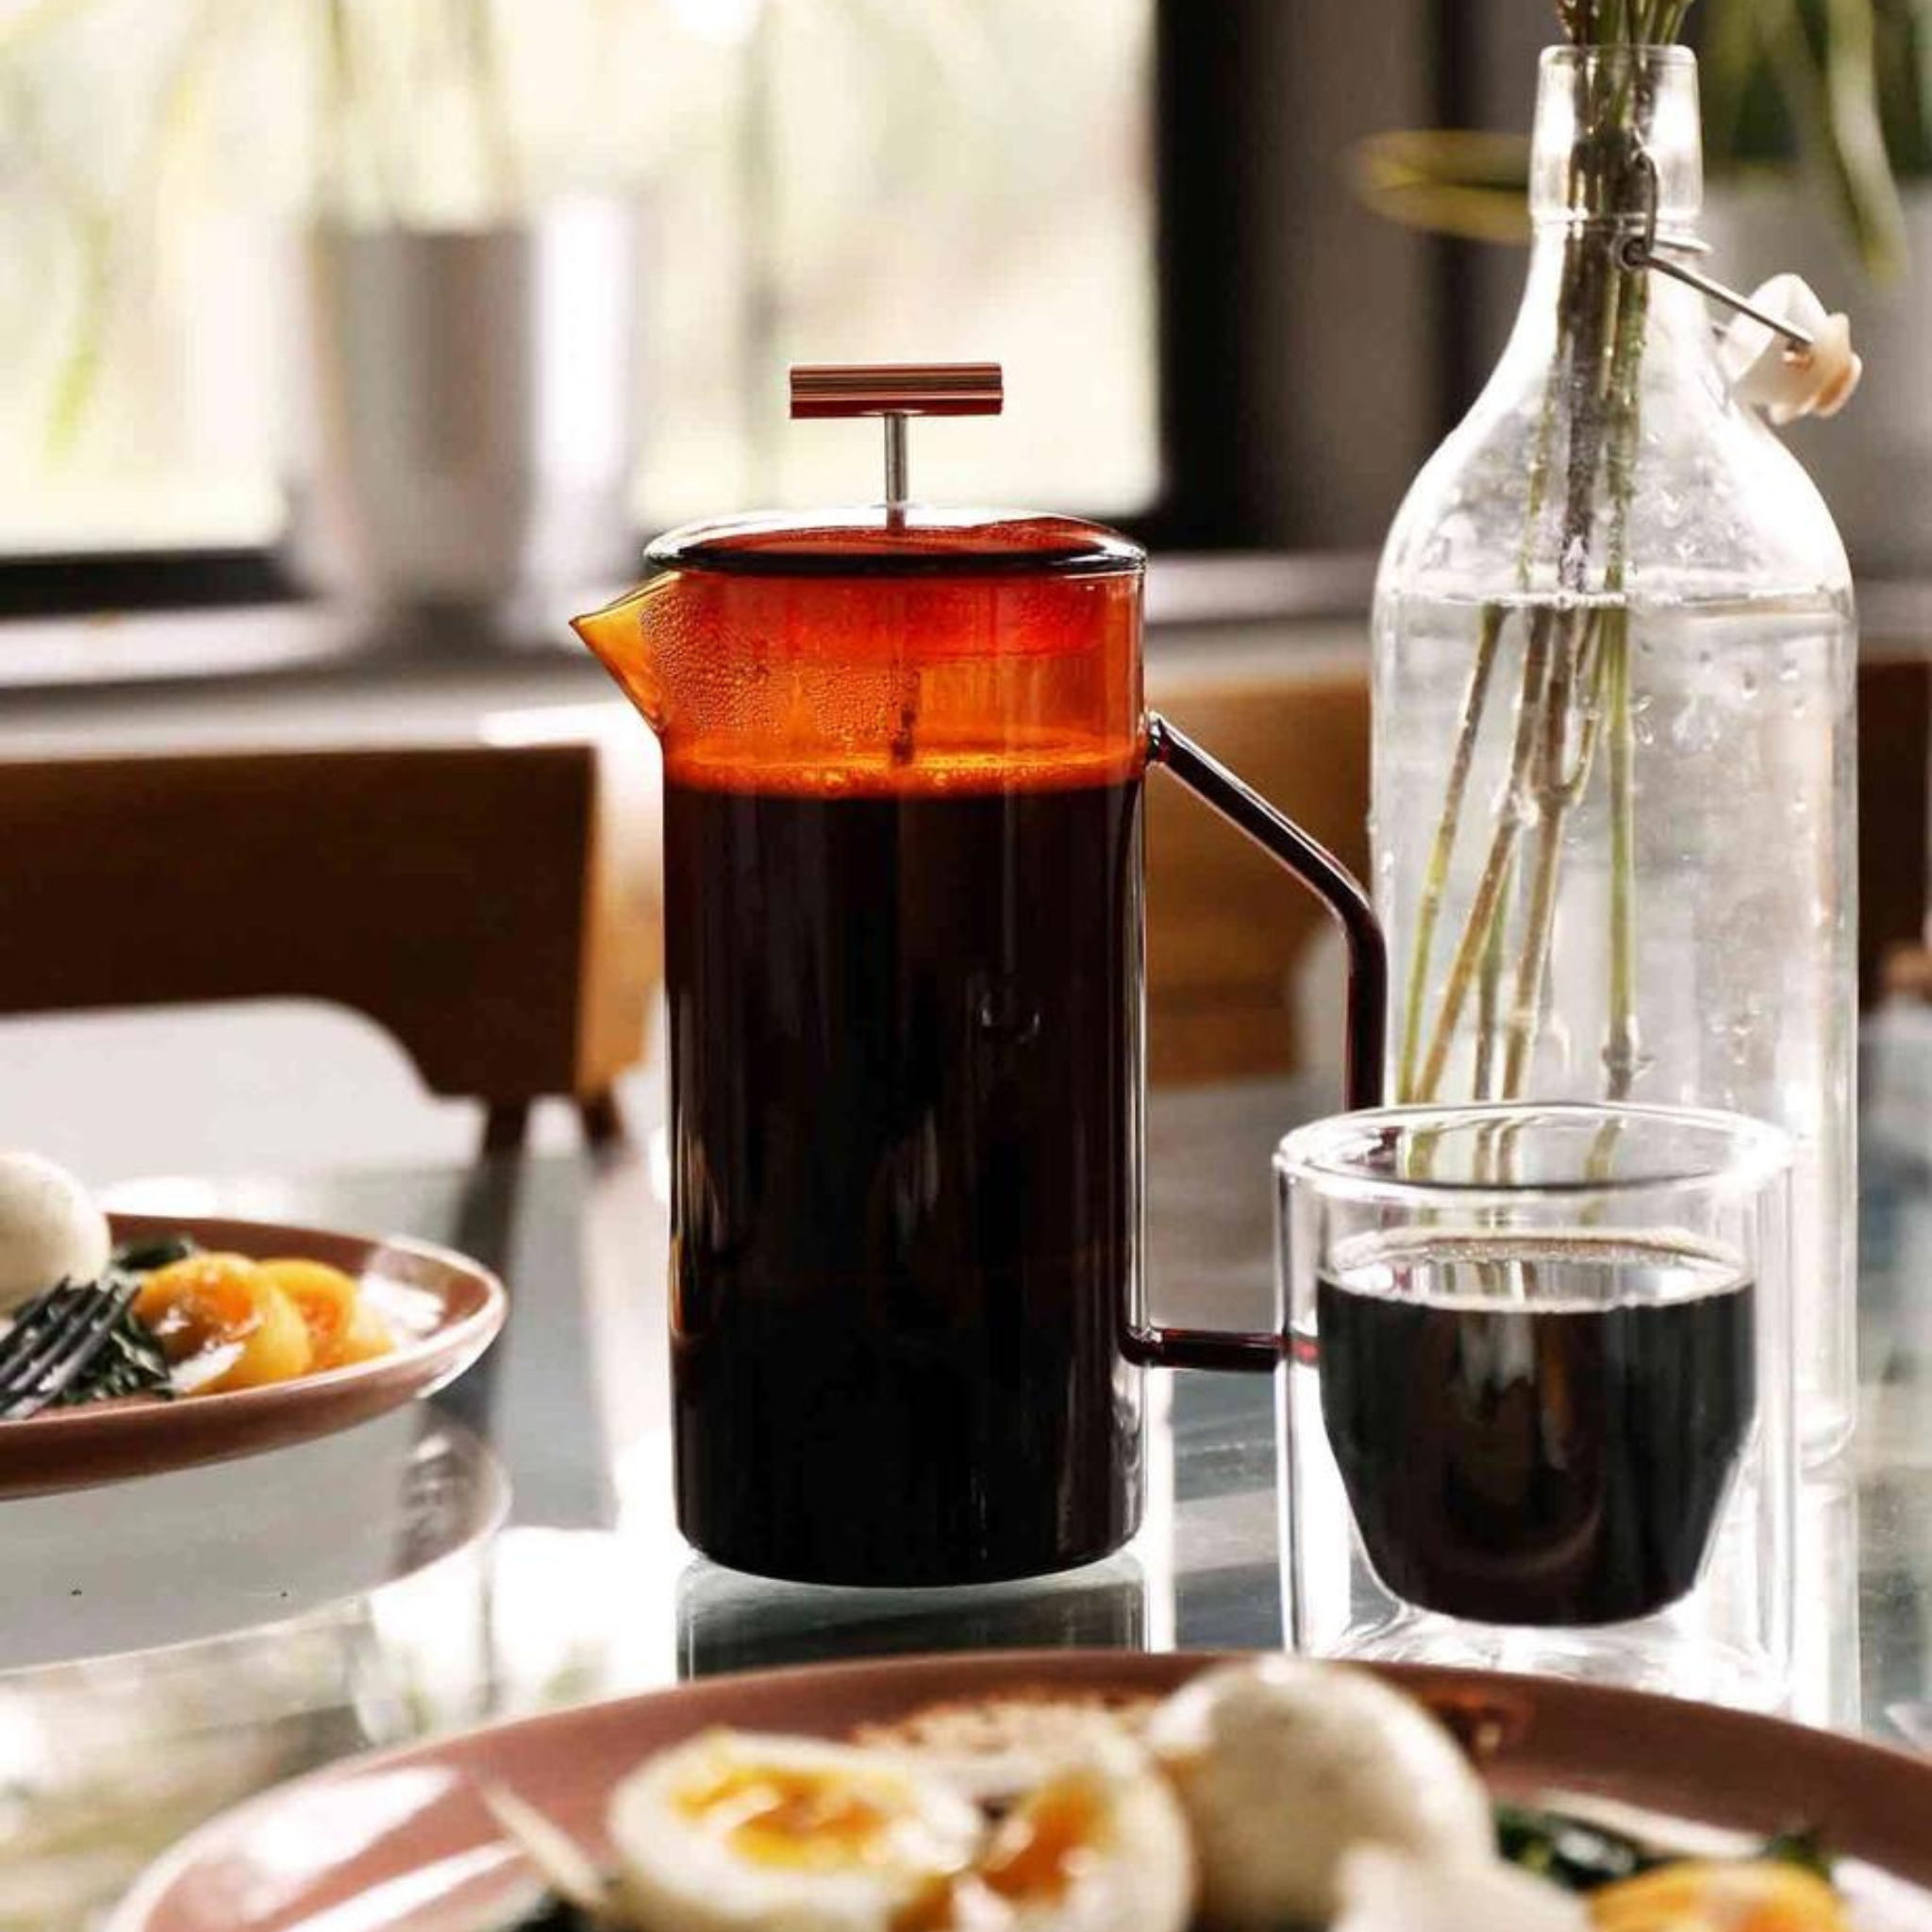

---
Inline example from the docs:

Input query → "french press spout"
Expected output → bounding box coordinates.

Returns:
[573,361,1385,1586]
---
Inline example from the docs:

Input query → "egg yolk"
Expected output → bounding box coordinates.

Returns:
[888,1778,1105,1931]
[256,1258,380,1370]
[1591,1861,1848,1932]
[978,1778,1102,1902]
[676,1765,896,1871]
[132,1254,313,1392]
[891,1879,969,1932]
[135,1254,264,1361]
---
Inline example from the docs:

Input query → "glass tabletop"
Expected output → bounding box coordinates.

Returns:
[6,1062,1931,1927]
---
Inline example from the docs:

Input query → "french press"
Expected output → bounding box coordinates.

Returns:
[574,364,1384,1586]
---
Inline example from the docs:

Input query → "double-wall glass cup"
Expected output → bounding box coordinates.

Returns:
[1278,1103,1793,1707]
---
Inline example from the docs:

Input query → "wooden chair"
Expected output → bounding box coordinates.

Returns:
[1145,657,1372,1086]
[0,727,661,1156]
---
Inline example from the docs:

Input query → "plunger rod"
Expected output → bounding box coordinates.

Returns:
[884,413,908,521]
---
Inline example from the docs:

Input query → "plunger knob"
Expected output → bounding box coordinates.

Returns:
[788,361,1004,517]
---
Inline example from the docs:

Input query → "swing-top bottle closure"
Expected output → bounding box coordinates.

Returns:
[1529,43,1859,423]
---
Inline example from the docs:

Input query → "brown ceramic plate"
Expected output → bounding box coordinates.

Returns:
[111,1650,1932,1932]
[0,1212,505,1498]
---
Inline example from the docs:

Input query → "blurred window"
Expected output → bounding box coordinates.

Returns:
[0,0,1155,558]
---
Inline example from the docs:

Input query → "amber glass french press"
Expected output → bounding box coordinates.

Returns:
[574,363,1384,1586]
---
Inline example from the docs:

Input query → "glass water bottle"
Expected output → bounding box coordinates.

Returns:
[1372,46,1857,1455]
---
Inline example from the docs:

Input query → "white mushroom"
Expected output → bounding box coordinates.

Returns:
[1145,1657,1496,1931]
[0,1152,110,1315]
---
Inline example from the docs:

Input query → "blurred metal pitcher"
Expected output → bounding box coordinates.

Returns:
[287,197,643,622]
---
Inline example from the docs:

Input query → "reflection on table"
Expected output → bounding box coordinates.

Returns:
[3,1059,1929,1927]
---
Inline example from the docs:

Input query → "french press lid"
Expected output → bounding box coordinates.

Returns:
[643,363,1144,581]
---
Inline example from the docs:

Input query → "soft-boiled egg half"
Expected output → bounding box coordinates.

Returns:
[133,1253,313,1393]
[608,1730,983,1932]
[931,1734,1193,1932]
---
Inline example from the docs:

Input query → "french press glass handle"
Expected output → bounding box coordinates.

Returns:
[1124,714,1389,1374]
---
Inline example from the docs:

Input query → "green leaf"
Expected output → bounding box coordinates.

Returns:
[1350,129,1532,243]
[1902,0,1932,175]
[1703,0,1794,168]
[111,1234,200,1274]
[1774,0,1910,280]
[1759,1824,1836,1879]
[1494,1803,1661,1891]
[42,207,113,460]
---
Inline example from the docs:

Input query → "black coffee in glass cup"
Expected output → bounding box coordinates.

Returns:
[1277,1102,1795,1704]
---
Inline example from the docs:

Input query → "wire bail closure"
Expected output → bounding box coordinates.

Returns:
[790,362,1005,525]
[1616,150,1815,350]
